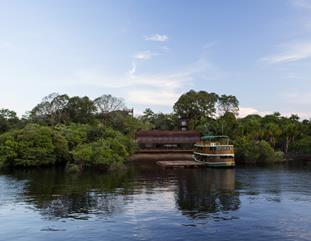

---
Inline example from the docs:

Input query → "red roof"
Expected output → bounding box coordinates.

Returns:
[135,130,200,144]
[136,130,200,138]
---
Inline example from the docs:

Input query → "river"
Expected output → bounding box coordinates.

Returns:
[1,162,311,241]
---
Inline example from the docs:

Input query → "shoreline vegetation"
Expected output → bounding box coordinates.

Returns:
[0,90,311,171]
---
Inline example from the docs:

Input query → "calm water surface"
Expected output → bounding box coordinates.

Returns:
[1,162,311,241]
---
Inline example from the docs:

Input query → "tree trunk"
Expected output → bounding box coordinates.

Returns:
[285,136,289,159]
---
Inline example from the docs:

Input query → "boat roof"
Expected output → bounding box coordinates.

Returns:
[201,135,229,140]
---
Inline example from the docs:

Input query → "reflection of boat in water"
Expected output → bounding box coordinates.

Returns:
[176,168,240,218]
[193,135,235,167]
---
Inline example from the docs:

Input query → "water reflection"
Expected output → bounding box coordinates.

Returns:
[2,165,241,221]
[175,169,240,219]
[6,168,137,219]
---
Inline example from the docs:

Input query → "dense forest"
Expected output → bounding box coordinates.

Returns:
[0,90,310,170]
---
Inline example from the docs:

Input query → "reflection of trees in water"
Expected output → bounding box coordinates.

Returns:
[6,164,240,220]
[8,167,138,220]
[175,169,240,219]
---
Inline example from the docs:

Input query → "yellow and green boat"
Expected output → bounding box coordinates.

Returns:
[192,135,235,167]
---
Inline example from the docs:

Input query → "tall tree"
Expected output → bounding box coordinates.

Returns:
[142,108,154,120]
[94,94,126,113]
[30,93,70,125]
[217,95,239,116]
[50,94,70,123]
[173,90,219,120]
[0,109,19,133]
[65,96,96,123]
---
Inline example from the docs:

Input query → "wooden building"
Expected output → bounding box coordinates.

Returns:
[135,130,200,151]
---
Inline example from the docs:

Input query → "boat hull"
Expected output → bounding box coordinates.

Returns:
[192,154,235,168]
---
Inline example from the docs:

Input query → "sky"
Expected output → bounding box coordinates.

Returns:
[0,0,311,118]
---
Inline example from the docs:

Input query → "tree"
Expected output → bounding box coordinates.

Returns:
[65,96,96,123]
[72,128,136,169]
[139,109,178,130]
[263,122,282,148]
[234,137,283,163]
[50,94,70,123]
[141,108,155,121]
[0,109,19,133]
[30,94,96,124]
[217,95,239,116]
[103,112,151,136]
[280,117,300,157]
[238,114,263,141]
[30,93,70,125]
[151,113,177,130]
[55,123,90,149]
[291,136,311,154]
[0,124,69,168]
[217,112,238,136]
[173,90,219,120]
[94,94,126,113]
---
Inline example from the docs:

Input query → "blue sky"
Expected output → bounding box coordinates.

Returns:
[1,0,311,118]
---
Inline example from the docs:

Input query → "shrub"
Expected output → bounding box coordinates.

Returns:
[290,136,311,154]
[235,137,284,163]
[0,124,69,167]
[72,138,129,168]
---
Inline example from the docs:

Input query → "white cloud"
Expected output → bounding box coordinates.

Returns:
[70,68,190,108]
[239,107,271,117]
[67,52,222,111]
[144,34,168,42]
[239,106,311,119]
[285,111,311,119]
[129,62,136,75]
[133,50,157,60]
[261,42,311,63]
[125,71,192,108]
[239,107,260,117]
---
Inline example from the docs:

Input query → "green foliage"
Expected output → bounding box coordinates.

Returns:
[55,123,90,149]
[0,121,137,170]
[72,136,132,168]
[290,136,311,154]
[0,108,19,133]
[0,124,69,168]
[52,131,70,162]
[30,93,97,125]
[140,109,178,130]
[235,137,284,163]
[65,163,80,173]
[173,90,219,120]
[55,123,137,169]
[195,112,239,137]
[94,94,126,113]
[66,96,96,123]
[29,93,70,125]
[102,112,150,136]
[2,90,311,169]
[218,95,239,116]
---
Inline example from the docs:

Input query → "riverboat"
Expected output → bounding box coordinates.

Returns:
[192,135,235,167]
